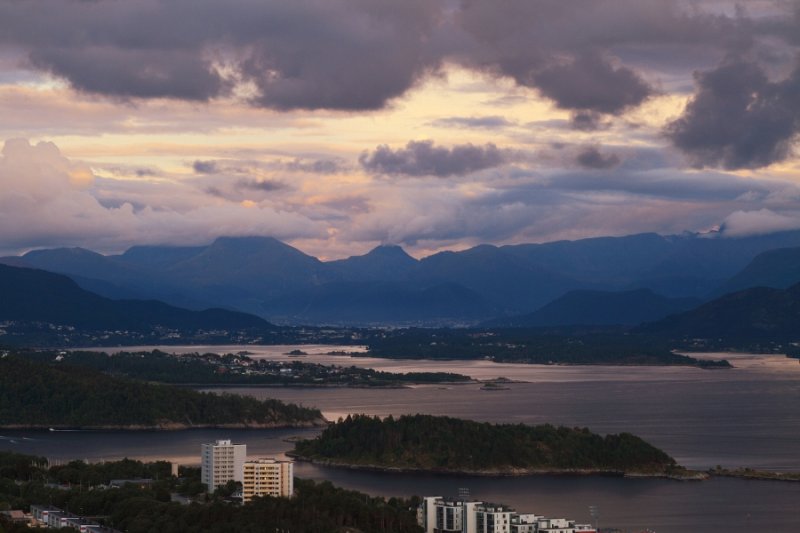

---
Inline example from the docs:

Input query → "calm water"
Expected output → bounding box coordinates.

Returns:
[4,346,799,532]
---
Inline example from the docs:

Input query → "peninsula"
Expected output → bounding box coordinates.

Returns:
[0,355,325,430]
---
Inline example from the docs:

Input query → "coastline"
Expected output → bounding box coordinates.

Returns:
[286,454,708,481]
[0,419,328,431]
[708,467,800,483]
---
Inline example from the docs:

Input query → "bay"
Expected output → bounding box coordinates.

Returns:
[4,346,799,532]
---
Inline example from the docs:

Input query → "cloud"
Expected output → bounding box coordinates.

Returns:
[548,167,777,202]
[284,158,344,174]
[570,111,611,131]
[29,47,227,101]
[721,209,800,236]
[576,147,621,169]
[359,140,510,177]
[667,58,800,169]
[0,0,776,115]
[193,160,219,174]
[236,178,286,192]
[239,0,444,110]
[453,0,744,115]
[0,139,323,254]
[431,116,515,129]
[0,0,444,110]
[531,51,652,114]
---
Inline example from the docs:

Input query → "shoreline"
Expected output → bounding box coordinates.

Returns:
[708,467,800,483]
[0,419,328,431]
[286,454,709,481]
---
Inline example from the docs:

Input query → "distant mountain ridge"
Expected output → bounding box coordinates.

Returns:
[6,230,800,326]
[487,288,701,327]
[0,263,273,332]
[712,246,800,297]
[637,282,800,343]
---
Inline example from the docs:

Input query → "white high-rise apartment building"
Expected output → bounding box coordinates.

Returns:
[418,497,595,533]
[241,458,294,502]
[200,439,246,491]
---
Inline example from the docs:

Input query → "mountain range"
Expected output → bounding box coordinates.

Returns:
[5,230,800,326]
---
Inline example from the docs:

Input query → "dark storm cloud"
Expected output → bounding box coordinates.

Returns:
[359,140,509,177]
[570,111,610,131]
[29,47,226,101]
[453,0,747,115]
[0,0,444,109]
[239,0,443,110]
[0,0,794,119]
[193,160,219,174]
[431,116,515,129]
[531,51,652,114]
[667,58,800,169]
[576,147,621,169]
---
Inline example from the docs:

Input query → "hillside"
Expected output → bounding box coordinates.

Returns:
[292,414,685,476]
[488,288,701,327]
[0,263,271,330]
[0,264,278,345]
[713,246,800,296]
[638,282,800,343]
[0,355,324,429]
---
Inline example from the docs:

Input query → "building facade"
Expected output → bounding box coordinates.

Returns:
[200,439,246,491]
[418,497,595,533]
[241,458,294,502]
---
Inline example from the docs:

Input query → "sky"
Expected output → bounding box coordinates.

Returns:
[1,0,800,259]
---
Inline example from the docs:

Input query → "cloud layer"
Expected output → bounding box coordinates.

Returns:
[2,2,800,257]
[359,140,509,177]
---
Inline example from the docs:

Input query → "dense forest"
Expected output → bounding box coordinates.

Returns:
[0,356,323,428]
[0,452,422,533]
[293,414,682,475]
[365,329,732,368]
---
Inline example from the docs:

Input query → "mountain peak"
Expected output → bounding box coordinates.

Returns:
[24,247,103,259]
[364,244,417,263]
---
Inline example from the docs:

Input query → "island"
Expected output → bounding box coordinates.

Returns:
[0,355,325,430]
[290,414,703,479]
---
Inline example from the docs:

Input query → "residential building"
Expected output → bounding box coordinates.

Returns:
[241,458,294,502]
[29,505,122,532]
[418,497,595,533]
[201,439,246,491]
[476,504,513,533]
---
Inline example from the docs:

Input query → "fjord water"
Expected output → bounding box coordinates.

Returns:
[4,346,799,532]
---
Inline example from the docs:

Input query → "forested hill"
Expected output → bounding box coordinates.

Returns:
[638,282,800,343]
[0,355,324,429]
[292,414,682,475]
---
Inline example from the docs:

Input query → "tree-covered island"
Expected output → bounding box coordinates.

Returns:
[0,355,324,429]
[291,414,704,479]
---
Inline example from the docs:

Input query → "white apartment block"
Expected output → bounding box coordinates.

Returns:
[242,458,294,502]
[418,497,596,533]
[476,505,513,533]
[200,439,246,491]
